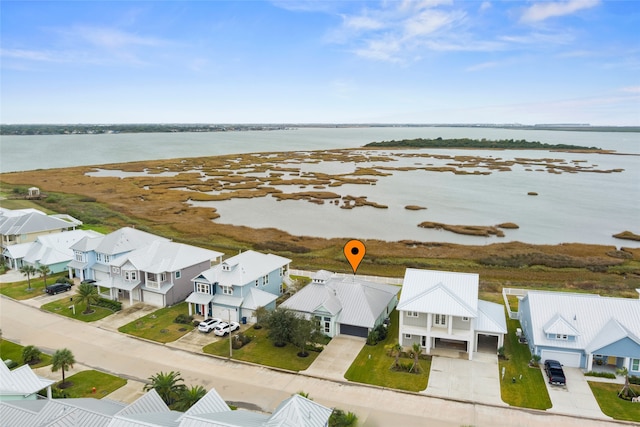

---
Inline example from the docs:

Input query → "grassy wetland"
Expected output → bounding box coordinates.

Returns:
[1,146,639,300]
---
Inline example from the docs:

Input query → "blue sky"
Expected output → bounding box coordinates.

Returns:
[1,1,638,125]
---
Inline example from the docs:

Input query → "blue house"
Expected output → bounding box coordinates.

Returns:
[187,250,292,323]
[518,289,640,374]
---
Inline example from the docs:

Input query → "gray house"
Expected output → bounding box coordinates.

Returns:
[280,270,400,338]
[518,289,640,374]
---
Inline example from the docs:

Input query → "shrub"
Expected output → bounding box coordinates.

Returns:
[95,298,122,312]
[3,359,18,369]
[232,333,252,349]
[22,345,42,365]
[174,313,193,325]
[630,375,640,385]
[329,409,358,427]
[584,371,616,379]
[366,329,379,346]
[55,277,73,284]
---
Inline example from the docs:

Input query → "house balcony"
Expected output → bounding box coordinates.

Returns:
[145,280,161,290]
[402,324,473,341]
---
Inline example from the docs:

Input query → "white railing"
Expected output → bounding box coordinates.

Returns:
[502,288,527,320]
[290,269,402,285]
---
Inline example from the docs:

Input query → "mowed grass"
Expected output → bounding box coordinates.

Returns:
[0,339,52,368]
[118,302,193,343]
[588,382,640,422]
[54,370,127,398]
[499,317,552,410]
[41,296,114,322]
[202,325,320,371]
[345,311,431,392]
[0,272,69,300]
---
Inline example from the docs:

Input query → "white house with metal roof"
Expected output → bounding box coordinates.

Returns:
[280,271,399,338]
[518,289,640,374]
[397,268,507,360]
[187,250,292,323]
[0,209,79,253]
[0,362,54,401]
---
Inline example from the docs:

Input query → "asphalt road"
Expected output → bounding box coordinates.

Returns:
[0,297,631,427]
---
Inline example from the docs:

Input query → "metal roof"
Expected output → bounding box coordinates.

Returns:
[94,227,170,256]
[265,394,333,427]
[115,389,170,417]
[178,388,230,420]
[475,300,508,335]
[21,230,103,266]
[0,362,55,397]
[192,250,291,288]
[242,288,277,310]
[186,292,215,305]
[397,269,479,317]
[0,212,74,236]
[523,291,640,352]
[112,240,223,274]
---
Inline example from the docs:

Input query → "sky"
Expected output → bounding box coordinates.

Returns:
[1,0,639,125]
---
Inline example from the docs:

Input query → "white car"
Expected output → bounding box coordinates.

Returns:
[198,318,222,333]
[213,321,240,336]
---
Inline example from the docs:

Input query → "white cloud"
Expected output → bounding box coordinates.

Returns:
[621,86,640,94]
[64,26,166,49]
[520,0,600,23]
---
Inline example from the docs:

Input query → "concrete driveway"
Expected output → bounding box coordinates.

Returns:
[424,351,505,406]
[301,334,365,381]
[542,366,610,420]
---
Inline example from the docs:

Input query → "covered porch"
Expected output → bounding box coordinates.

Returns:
[96,278,142,306]
[185,292,214,317]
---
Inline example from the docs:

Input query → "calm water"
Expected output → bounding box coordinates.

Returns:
[1,127,639,246]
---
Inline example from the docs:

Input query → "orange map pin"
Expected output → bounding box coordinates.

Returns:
[344,239,366,274]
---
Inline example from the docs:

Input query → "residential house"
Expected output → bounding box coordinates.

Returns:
[280,270,400,338]
[68,227,169,283]
[397,268,507,360]
[0,386,333,427]
[105,240,223,307]
[187,250,291,323]
[0,362,54,401]
[518,289,640,375]
[2,229,103,272]
[0,209,79,252]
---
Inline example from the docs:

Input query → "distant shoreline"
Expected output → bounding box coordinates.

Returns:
[1,123,639,136]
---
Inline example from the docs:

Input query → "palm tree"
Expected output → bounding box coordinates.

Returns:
[385,342,403,369]
[76,282,100,314]
[616,367,638,400]
[51,348,75,388]
[173,385,207,411]
[22,345,42,365]
[20,264,37,290]
[37,265,51,289]
[410,342,421,373]
[143,371,185,406]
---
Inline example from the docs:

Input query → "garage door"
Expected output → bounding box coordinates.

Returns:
[340,324,368,338]
[211,306,239,322]
[143,290,164,307]
[541,350,581,368]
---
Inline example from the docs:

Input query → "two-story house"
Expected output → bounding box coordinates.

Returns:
[397,268,506,360]
[106,240,224,307]
[187,250,291,323]
[0,209,78,253]
[68,227,168,283]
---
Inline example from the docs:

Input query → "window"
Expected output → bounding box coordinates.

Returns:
[196,283,210,294]
[75,252,83,262]
[104,255,110,263]
[555,334,568,340]
[407,311,419,318]
[279,283,285,294]
[112,267,120,274]
[632,359,639,371]
[124,270,137,281]
[221,286,233,295]
[96,253,103,262]
[462,317,469,322]
[262,274,269,285]
[175,271,181,279]
[404,334,412,339]
[434,314,447,326]
[222,264,230,271]
[323,317,330,334]
[255,280,259,287]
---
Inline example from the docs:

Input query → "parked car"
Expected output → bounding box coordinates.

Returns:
[45,283,72,295]
[213,321,240,336]
[198,318,222,333]
[81,279,96,285]
[544,359,567,385]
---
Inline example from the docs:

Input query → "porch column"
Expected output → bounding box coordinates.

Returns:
[129,290,133,306]
[468,341,473,360]
[425,314,432,354]
[188,303,193,316]
[46,385,52,400]
[624,357,630,370]
[587,353,593,371]
[447,315,453,335]
[398,311,405,347]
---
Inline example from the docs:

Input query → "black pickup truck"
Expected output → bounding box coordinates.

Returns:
[544,359,567,385]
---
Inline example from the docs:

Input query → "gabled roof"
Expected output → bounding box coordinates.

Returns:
[242,288,278,310]
[281,274,399,328]
[522,291,640,351]
[178,388,230,420]
[265,394,333,427]
[111,240,223,273]
[0,362,55,397]
[312,270,333,283]
[192,250,291,287]
[543,313,581,337]
[476,300,508,335]
[94,227,170,256]
[397,269,478,317]
[0,212,73,236]
[21,229,103,266]
[0,397,124,427]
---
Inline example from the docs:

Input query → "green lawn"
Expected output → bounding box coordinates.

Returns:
[345,310,431,392]
[588,382,640,422]
[0,339,52,368]
[118,302,193,343]
[0,272,69,300]
[52,370,127,399]
[499,317,552,409]
[41,296,114,322]
[202,325,320,371]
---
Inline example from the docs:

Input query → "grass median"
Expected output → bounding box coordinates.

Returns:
[118,302,193,343]
[588,382,640,422]
[0,339,52,369]
[41,296,115,322]
[50,370,127,399]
